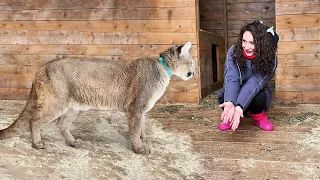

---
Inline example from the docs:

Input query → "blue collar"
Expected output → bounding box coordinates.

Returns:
[157,57,172,77]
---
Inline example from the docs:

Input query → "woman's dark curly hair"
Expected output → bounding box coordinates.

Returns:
[232,20,277,75]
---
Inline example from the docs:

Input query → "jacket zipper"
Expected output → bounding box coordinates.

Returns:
[236,61,242,86]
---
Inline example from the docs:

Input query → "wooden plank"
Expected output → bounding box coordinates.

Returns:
[204,158,320,180]
[277,27,320,41]
[277,53,320,67]
[200,55,213,88]
[199,12,224,21]
[0,20,197,33]
[0,0,195,10]
[200,21,224,30]
[191,129,309,143]
[276,1,320,15]
[223,0,228,49]
[199,30,224,36]
[0,65,38,77]
[299,91,320,104]
[0,31,197,45]
[0,88,30,100]
[199,3,223,13]
[228,11,275,20]
[199,30,224,45]
[216,45,225,81]
[199,42,212,51]
[275,91,320,104]
[276,14,320,28]
[276,79,320,91]
[276,66,320,80]
[200,0,223,3]
[228,29,240,37]
[194,141,320,163]
[0,8,196,21]
[199,50,212,59]
[0,77,33,89]
[278,41,320,55]
[158,118,313,133]
[228,37,238,46]
[0,44,198,56]
[228,19,275,30]
[275,91,303,103]
[227,2,275,12]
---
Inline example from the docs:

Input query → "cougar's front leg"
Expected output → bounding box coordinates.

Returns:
[127,111,150,154]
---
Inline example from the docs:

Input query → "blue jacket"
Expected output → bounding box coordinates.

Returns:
[218,46,277,112]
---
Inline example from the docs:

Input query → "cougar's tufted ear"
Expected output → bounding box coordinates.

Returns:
[180,42,192,56]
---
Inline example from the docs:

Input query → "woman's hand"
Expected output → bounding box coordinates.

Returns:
[219,102,235,123]
[231,106,244,130]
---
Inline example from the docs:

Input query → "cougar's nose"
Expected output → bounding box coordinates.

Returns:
[187,72,192,77]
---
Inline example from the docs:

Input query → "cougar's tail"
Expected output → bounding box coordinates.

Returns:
[0,83,37,139]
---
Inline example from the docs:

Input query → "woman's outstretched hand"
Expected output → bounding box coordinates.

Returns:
[219,102,235,123]
[231,106,244,130]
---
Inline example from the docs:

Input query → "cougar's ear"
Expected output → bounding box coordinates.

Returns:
[180,42,192,56]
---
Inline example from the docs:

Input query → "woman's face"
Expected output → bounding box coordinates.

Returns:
[242,31,255,56]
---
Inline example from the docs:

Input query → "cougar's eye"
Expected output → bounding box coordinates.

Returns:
[187,72,192,77]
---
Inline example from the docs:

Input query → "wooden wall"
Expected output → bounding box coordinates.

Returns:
[199,0,225,37]
[0,0,200,103]
[198,30,225,98]
[200,0,276,48]
[275,0,320,103]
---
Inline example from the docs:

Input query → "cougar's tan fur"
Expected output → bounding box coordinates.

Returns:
[0,42,195,154]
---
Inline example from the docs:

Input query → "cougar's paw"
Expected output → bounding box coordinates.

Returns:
[133,145,151,154]
[32,141,47,149]
[69,139,82,148]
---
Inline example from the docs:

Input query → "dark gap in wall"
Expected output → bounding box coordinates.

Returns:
[212,44,218,83]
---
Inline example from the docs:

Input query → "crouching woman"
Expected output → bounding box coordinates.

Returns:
[217,20,279,131]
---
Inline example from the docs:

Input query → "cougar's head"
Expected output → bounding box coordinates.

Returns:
[159,42,195,81]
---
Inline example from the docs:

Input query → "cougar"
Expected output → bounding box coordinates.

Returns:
[0,42,195,154]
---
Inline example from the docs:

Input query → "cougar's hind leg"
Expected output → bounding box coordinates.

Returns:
[127,109,150,154]
[58,109,81,148]
[30,104,67,149]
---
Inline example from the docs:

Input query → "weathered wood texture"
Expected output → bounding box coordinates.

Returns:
[199,0,275,48]
[275,0,320,103]
[0,0,199,103]
[198,30,225,98]
[151,100,320,179]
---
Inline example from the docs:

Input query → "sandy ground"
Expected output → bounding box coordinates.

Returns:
[0,101,204,180]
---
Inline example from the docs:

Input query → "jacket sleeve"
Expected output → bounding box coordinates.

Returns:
[223,46,241,104]
[236,57,278,111]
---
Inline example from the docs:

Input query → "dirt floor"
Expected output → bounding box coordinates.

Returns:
[0,94,320,179]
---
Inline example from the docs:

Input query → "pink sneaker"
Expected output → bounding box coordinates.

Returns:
[218,121,231,131]
[248,111,274,131]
